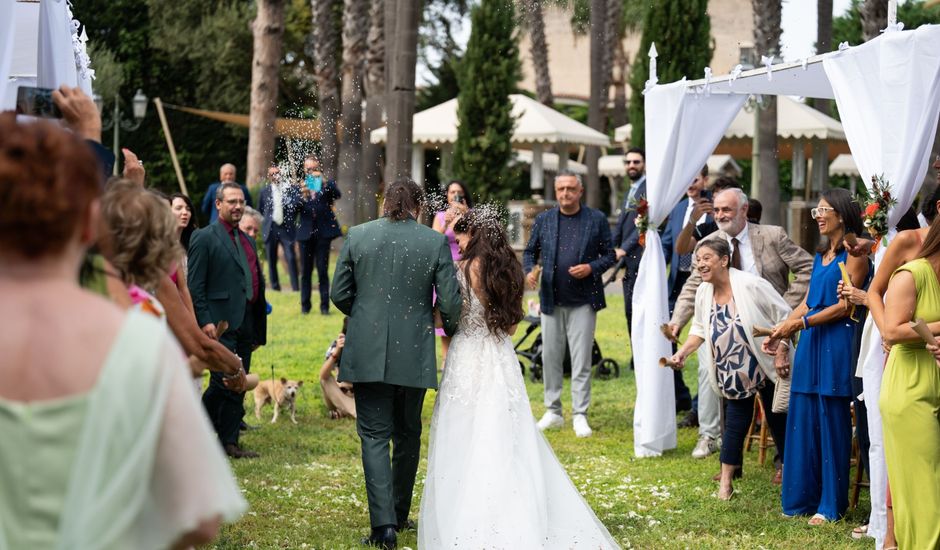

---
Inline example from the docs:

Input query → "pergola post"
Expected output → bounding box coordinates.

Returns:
[411,145,425,187]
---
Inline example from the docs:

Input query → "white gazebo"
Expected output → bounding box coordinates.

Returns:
[370,94,610,193]
[829,153,859,177]
[630,21,940,464]
[513,149,588,174]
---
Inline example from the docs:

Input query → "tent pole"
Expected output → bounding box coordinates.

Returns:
[153,98,188,197]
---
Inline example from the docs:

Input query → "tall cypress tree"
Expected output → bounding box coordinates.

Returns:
[628,0,713,147]
[453,0,520,200]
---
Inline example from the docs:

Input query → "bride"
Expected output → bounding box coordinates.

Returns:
[419,210,620,549]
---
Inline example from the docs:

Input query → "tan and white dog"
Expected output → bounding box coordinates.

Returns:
[253,377,304,424]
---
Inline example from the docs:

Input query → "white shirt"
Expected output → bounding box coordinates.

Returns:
[625,175,646,207]
[272,183,284,226]
[726,223,757,276]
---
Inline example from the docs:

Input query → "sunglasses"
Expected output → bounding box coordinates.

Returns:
[623,159,643,165]
[810,206,835,218]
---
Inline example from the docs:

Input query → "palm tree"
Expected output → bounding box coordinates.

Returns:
[752,0,782,225]
[336,0,369,226]
[522,0,553,104]
[247,0,287,189]
[813,0,833,113]
[361,0,385,220]
[384,0,421,184]
[861,0,887,41]
[311,0,341,179]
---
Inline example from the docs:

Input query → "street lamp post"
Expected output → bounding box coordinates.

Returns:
[94,89,148,175]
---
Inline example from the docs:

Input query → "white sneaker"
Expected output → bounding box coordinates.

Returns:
[537,411,564,431]
[572,414,593,438]
[691,436,719,459]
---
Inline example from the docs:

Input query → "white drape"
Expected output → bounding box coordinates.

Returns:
[823,25,940,226]
[632,82,746,457]
[0,0,14,109]
[38,0,93,95]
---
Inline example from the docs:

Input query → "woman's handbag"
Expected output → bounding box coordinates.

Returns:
[772,374,790,413]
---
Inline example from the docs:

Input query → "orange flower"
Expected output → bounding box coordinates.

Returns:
[865,203,880,217]
[639,233,646,248]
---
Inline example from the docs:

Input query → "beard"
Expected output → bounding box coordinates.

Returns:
[627,169,644,181]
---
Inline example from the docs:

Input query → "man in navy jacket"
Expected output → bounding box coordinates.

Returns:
[296,156,342,315]
[523,171,616,438]
[201,163,253,224]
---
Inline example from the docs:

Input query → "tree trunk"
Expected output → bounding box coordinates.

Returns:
[247,0,286,190]
[384,0,422,184]
[753,0,782,225]
[523,0,553,105]
[585,0,607,209]
[336,0,368,227]
[361,0,385,220]
[312,0,341,180]
[812,0,833,189]
[611,39,628,129]
[861,0,887,42]
[603,0,621,103]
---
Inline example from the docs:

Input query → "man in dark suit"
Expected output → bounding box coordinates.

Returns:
[258,165,301,292]
[524,171,616,439]
[332,179,462,549]
[200,163,253,224]
[189,182,267,459]
[297,156,342,315]
[611,147,647,372]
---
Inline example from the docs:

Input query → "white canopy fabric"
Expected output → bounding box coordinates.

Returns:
[707,154,742,177]
[634,24,940,462]
[513,150,587,174]
[614,95,846,144]
[370,94,610,148]
[829,154,858,177]
[632,80,747,457]
[600,153,741,179]
[598,155,625,177]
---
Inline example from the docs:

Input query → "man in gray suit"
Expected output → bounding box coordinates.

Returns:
[667,187,813,466]
[331,179,463,550]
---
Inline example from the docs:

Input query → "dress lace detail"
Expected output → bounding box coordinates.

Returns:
[420,270,620,549]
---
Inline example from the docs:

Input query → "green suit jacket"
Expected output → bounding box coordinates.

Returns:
[331,217,462,389]
[187,222,253,332]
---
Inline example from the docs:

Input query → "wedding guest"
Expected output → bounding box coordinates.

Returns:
[879,219,940,549]
[432,179,471,362]
[611,148,647,372]
[201,163,253,224]
[524,171,616,437]
[674,176,743,256]
[170,192,198,252]
[297,156,342,315]
[258,165,301,291]
[670,238,791,500]
[0,112,245,549]
[770,188,869,524]
[320,320,356,419]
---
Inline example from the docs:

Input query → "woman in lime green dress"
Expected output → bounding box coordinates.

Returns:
[881,225,940,549]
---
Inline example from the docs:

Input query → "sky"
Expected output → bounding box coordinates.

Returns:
[417,0,857,85]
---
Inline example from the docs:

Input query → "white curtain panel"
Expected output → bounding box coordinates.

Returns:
[632,81,746,457]
[823,25,940,227]
[38,0,92,95]
[0,0,14,109]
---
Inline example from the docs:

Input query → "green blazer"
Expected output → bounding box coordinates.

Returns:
[331,217,462,389]
[187,222,253,332]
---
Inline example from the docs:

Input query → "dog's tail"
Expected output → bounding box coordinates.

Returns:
[270,364,275,387]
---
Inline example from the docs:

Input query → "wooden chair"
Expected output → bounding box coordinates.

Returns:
[744,397,775,465]
[850,403,870,509]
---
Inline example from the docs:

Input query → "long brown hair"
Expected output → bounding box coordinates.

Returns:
[918,210,940,260]
[453,209,524,334]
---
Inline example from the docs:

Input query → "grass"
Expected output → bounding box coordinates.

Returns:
[211,272,871,549]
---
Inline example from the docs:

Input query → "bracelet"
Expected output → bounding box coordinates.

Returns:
[802,315,810,330]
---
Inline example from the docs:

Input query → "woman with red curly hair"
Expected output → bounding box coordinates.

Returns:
[0,113,245,549]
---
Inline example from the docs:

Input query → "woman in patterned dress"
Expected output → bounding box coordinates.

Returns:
[671,238,793,501]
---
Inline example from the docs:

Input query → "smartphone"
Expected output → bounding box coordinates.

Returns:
[454,193,464,204]
[700,188,713,201]
[15,86,62,119]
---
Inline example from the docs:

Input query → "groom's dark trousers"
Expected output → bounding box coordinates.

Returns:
[354,383,426,527]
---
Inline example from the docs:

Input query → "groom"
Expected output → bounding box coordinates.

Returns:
[331,178,463,549]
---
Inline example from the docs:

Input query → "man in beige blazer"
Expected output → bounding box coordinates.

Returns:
[667,187,813,467]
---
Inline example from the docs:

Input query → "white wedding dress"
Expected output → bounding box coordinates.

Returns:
[419,271,620,549]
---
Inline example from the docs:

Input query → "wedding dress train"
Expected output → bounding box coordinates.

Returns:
[419,272,620,549]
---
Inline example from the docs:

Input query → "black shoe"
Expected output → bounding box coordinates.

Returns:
[676,397,693,412]
[396,518,415,532]
[320,307,330,316]
[224,444,259,459]
[239,421,260,432]
[271,285,281,292]
[361,526,397,549]
[301,308,311,315]
[678,410,699,429]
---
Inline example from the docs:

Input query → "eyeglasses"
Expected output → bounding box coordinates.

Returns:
[810,206,835,218]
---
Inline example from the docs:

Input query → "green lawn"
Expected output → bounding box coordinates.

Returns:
[212,279,870,549]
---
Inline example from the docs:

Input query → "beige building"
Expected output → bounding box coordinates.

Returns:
[519,1,755,103]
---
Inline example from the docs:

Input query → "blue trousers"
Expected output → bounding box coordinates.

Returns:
[781,392,852,520]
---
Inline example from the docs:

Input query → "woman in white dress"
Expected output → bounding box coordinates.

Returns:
[419,210,620,549]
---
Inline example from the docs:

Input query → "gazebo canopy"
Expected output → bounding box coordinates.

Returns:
[514,150,588,174]
[829,153,859,177]
[370,94,610,149]
[598,153,741,179]
[614,95,845,144]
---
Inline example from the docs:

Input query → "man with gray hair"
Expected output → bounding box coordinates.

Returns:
[523,171,616,438]
[201,163,254,224]
[668,187,812,470]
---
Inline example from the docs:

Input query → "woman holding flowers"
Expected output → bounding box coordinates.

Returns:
[770,188,870,525]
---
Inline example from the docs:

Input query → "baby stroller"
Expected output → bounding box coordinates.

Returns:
[514,312,620,383]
